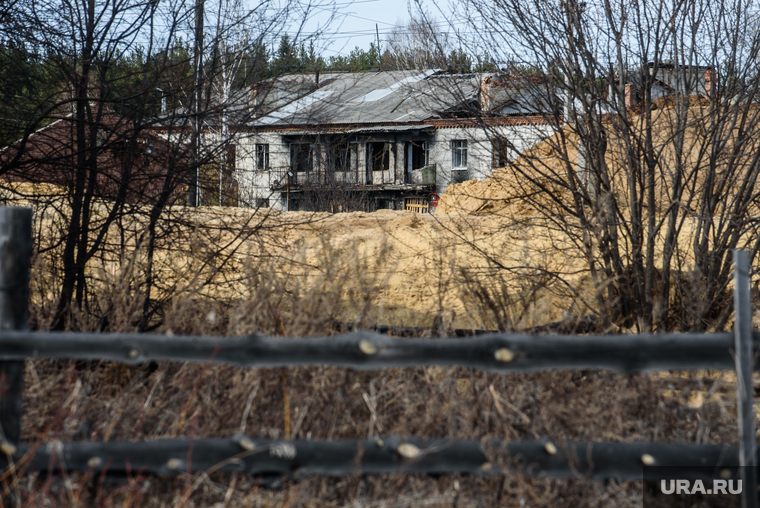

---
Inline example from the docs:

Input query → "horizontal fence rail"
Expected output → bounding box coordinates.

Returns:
[0,330,755,373]
[0,437,745,481]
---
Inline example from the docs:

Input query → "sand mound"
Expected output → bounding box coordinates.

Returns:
[11,181,580,330]
[438,96,732,216]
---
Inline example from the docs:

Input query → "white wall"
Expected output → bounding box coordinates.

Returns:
[233,123,551,209]
[428,125,552,194]
[235,132,289,210]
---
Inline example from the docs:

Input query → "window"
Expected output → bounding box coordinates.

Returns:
[493,140,508,168]
[255,198,270,208]
[331,143,352,172]
[410,141,427,170]
[451,140,467,168]
[368,142,390,172]
[290,143,312,172]
[226,144,237,168]
[255,144,269,171]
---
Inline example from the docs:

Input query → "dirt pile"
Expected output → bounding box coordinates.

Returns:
[204,209,585,330]
[1,180,581,330]
[437,96,739,216]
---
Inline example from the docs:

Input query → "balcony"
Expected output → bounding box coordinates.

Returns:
[406,164,436,185]
[270,168,328,189]
[270,164,437,191]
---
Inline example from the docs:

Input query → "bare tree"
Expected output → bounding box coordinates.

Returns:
[438,0,760,331]
[384,16,452,70]
[0,0,333,330]
[208,0,249,206]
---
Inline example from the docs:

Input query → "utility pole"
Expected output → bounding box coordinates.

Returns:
[563,0,591,195]
[563,65,572,124]
[563,0,574,125]
[376,24,381,68]
[189,0,204,207]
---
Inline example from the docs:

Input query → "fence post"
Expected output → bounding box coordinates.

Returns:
[733,249,758,508]
[0,207,32,447]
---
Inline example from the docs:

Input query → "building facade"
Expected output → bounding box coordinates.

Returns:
[229,70,555,212]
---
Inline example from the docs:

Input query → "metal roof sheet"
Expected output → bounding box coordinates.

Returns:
[250,70,481,127]
[268,125,436,136]
[255,90,336,125]
[352,70,437,102]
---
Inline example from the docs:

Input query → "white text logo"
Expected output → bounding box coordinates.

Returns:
[660,479,742,495]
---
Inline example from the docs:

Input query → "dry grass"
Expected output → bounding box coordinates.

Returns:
[12,295,743,506]
[14,360,740,507]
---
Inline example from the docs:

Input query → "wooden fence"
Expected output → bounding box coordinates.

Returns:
[0,207,758,505]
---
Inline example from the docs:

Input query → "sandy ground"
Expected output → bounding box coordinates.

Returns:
[1,182,582,330]
[161,207,587,330]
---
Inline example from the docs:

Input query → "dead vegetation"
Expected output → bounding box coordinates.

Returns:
[0,176,751,506]
[16,334,741,506]
[9,240,746,506]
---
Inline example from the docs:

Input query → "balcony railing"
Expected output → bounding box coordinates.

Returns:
[268,164,437,189]
[269,167,325,189]
[270,168,365,189]
[406,164,436,185]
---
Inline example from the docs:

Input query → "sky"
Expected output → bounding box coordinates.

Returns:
[286,0,448,58]
[172,0,479,64]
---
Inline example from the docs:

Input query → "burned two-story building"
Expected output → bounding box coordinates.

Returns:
[233,70,556,212]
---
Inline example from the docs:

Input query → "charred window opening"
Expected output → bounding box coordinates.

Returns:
[331,142,352,172]
[492,140,509,168]
[410,141,427,170]
[254,144,269,170]
[290,143,312,172]
[368,142,390,172]
[226,144,237,170]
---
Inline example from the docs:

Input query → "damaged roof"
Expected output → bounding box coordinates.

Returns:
[248,70,485,127]
[486,74,560,116]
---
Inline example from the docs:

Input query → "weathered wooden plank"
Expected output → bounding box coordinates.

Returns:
[0,207,32,446]
[0,437,744,482]
[0,329,754,373]
[734,249,758,508]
